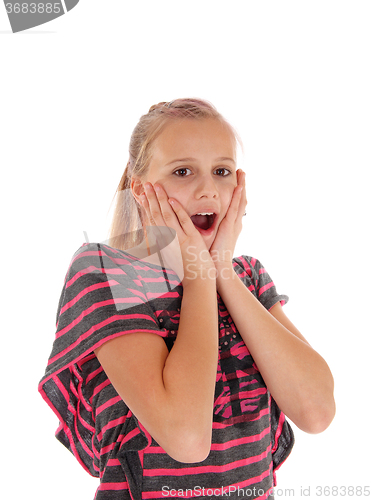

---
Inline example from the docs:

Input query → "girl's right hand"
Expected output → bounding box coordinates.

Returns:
[139,182,216,284]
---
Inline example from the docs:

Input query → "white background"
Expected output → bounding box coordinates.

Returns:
[1,2,371,499]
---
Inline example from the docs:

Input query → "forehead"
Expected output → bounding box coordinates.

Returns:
[151,118,236,162]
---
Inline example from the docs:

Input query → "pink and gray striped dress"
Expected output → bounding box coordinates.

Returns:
[39,243,294,500]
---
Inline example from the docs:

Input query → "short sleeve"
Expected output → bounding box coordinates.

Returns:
[40,243,169,383]
[233,255,289,311]
[38,243,172,475]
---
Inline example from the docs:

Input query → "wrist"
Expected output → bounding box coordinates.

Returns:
[182,268,217,288]
[215,263,236,289]
[214,259,234,274]
[210,248,236,276]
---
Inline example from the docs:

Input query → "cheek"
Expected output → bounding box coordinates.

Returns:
[159,181,186,202]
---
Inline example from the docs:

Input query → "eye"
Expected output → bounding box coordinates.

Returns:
[214,167,231,176]
[173,167,192,177]
[173,167,232,177]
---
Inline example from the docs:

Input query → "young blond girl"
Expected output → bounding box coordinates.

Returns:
[39,98,335,500]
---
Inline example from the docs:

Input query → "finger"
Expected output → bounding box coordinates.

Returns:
[143,183,165,226]
[152,183,199,240]
[233,170,247,217]
[167,198,199,237]
[237,169,244,186]
[152,184,179,227]
[139,191,163,247]
[144,183,190,249]
[238,172,247,217]
[223,183,244,224]
[139,191,155,225]
[152,184,180,247]
[140,185,172,247]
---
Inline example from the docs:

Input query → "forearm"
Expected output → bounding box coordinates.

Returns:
[216,265,335,433]
[162,276,219,456]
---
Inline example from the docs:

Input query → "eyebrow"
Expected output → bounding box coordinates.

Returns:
[165,157,236,166]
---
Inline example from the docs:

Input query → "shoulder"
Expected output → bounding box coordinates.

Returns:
[62,242,182,313]
[232,255,265,279]
[68,242,137,270]
[55,243,142,322]
[233,254,289,309]
[63,242,146,286]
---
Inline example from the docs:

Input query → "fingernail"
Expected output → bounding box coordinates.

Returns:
[154,184,161,192]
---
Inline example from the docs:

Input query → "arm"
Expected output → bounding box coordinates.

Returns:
[215,264,336,434]
[95,274,219,464]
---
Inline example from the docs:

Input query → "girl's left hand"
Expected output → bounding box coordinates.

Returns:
[209,169,247,269]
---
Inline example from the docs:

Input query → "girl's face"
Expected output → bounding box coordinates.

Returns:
[139,118,238,249]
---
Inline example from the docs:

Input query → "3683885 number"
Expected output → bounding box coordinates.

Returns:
[5,3,62,14]
[315,486,370,496]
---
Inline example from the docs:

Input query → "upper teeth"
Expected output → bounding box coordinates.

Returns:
[196,212,213,215]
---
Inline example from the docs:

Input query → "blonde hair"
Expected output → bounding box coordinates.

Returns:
[108,98,240,251]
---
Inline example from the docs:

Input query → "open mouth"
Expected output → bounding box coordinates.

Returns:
[190,213,217,231]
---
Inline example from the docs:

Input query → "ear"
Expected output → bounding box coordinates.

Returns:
[130,176,145,205]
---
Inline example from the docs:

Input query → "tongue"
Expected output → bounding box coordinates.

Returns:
[190,214,210,230]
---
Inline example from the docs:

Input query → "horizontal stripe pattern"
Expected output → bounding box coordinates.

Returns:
[38,243,293,499]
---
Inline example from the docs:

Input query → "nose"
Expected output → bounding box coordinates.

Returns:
[194,174,219,199]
